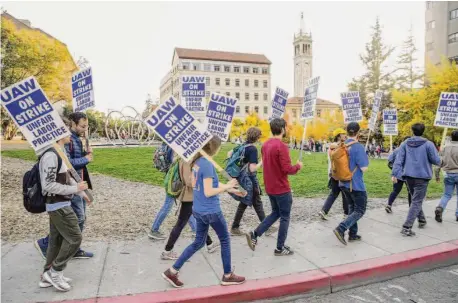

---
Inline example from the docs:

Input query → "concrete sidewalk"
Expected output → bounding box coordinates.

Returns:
[2,199,458,303]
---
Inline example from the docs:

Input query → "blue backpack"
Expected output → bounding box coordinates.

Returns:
[225,144,253,178]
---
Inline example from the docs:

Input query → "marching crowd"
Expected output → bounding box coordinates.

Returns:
[31,114,458,292]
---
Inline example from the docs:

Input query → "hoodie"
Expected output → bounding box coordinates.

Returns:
[392,136,440,180]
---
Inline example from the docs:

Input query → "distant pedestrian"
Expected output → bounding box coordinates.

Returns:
[392,123,440,236]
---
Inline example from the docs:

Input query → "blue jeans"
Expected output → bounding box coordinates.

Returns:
[337,188,367,237]
[255,192,292,250]
[173,211,232,274]
[71,195,86,232]
[151,195,196,232]
[403,178,428,228]
[439,173,458,216]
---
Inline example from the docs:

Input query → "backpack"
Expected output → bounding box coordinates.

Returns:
[330,141,357,182]
[164,159,184,198]
[154,144,172,172]
[225,144,253,178]
[22,148,62,214]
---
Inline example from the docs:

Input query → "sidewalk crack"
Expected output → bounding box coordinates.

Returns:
[95,243,110,303]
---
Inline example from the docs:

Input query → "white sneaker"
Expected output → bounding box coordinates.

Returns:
[161,250,179,260]
[43,269,71,292]
[318,210,328,221]
[39,273,72,288]
[207,242,221,254]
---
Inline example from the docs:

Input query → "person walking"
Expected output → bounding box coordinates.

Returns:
[435,130,458,223]
[319,128,349,220]
[162,136,246,288]
[392,123,441,236]
[385,137,412,213]
[333,122,369,246]
[245,118,303,256]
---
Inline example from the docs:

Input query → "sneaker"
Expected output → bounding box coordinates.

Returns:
[162,268,183,288]
[34,238,48,260]
[266,226,278,236]
[348,235,362,242]
[148,230,166,240]
[333,229,347,246]
[161,250,178,260]
[39,274,72,288]
[221,272,246,286]
[245,232,257,251]
[230,228,244,236]
[418,221,427,229]
[43,269,71,292]
[435,207,443,223]
[343,214,348,220]
[274,245,294,256]
[318,210,328,221]
[73,249,94,259]
[207,242,220,254]
[401,228,416,237]
[385,205,392,214]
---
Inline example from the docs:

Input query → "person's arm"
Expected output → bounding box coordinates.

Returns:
[278,144,301,175]
[355,145,369,173]
[392,143,406,180]
[203,178,235,198]
[247,147,260,173]
[388,150,396,163]
[64,141,89,170]
[427,142,441,166]
[40,152,79,196]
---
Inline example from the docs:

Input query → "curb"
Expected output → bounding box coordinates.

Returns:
[56,242,458,303]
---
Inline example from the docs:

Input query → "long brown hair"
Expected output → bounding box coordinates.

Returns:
[190,136,222,167]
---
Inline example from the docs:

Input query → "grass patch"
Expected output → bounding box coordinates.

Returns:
[2,145,443,198]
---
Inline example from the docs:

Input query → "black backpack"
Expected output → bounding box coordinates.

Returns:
[23,148,62,214]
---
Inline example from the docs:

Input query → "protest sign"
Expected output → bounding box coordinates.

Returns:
[301,76,320,120]
[181,76,206,114]
[72,67,95,112]
[145,96,212,162]
[271,87,289,119]
[341,91,363,123]
[383,109,398,136]
[433,92,458,129]
[204,92,237,141]
[368,90,382,131]
[0,77,71,151]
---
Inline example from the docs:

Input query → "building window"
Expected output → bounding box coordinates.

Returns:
[205,77,210,86]
[264,106,268,114]
[236,106,240,113]
[182,62,190,70]
[426,20,435,30]
[263,80,268,88]
[254,93,259,101]
[254,80,259,87]
[235,92,240,99]
[245,106,249,113]
[254,106,259,113]
[292,109,297,118]
[451,9,458,20]
[204,64,212,71]
[426,42,434,51]
[215,78,220,86]
[193,63,199,71]
[214,65,221,72]
[226,92,230,96]
[426,1,434,9]
[253,67,259,74]
[234,66,240,73]
[224,65,231,72]
[317,109,322,117]
[225,78,230,86]
[450,33,458,44]
[262,68,268,74]
[243,67,250,73]
[264,93,268,101]
[235,79,240,87]
[245,79,249,87]
[245,93,249,101]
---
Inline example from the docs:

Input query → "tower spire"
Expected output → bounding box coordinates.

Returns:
[300,12,305,35]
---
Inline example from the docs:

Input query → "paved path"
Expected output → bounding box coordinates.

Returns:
[1,199,457,303]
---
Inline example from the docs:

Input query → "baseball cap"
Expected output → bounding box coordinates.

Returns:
[346,122,360,136]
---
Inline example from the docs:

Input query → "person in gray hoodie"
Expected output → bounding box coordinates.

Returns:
[435,130,458,223]
[392,123,441,236]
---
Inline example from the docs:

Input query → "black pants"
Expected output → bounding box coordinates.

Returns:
[388,180,412,206]
[322,178,349,215]
[165,202,212,251]
[231,191,266,229]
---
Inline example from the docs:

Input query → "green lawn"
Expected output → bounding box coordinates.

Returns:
[1,144,444,198]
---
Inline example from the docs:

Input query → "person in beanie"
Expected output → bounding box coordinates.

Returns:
[333,122,369,246]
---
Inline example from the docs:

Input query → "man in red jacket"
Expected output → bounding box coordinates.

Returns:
[245,118,303,256]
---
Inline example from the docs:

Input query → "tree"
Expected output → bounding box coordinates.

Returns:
[396,26,423,92]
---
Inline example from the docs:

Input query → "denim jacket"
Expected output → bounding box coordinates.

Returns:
[229,165,260,206]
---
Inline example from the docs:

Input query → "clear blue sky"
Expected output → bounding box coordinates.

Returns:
[3,1,425,113]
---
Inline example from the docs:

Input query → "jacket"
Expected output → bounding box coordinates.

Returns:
[65,131,89,174]
[392,136,441,180]
[178,160,193,202]
[437,141,458,175]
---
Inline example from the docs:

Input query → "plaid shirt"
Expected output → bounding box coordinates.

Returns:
[65,131,89,175]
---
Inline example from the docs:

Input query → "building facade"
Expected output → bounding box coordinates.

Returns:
[425,1,458,66]
[294,13,313,97]
[159,48,272,120]
[285,97,341,124]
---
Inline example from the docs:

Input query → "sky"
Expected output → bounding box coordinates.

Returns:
[3,1,426,114]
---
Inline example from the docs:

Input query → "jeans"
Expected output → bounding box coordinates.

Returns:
[173,211,232,274]
[438,173,458,216]
[231,191,265,229]
[165,202,212,251]
[322,178,349,215]
[152,195,196,232]
[254,192,293,250]
[337,188,367,237]
[71,195,86,232]
[403,178,428,228]
[388,180,412,206]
